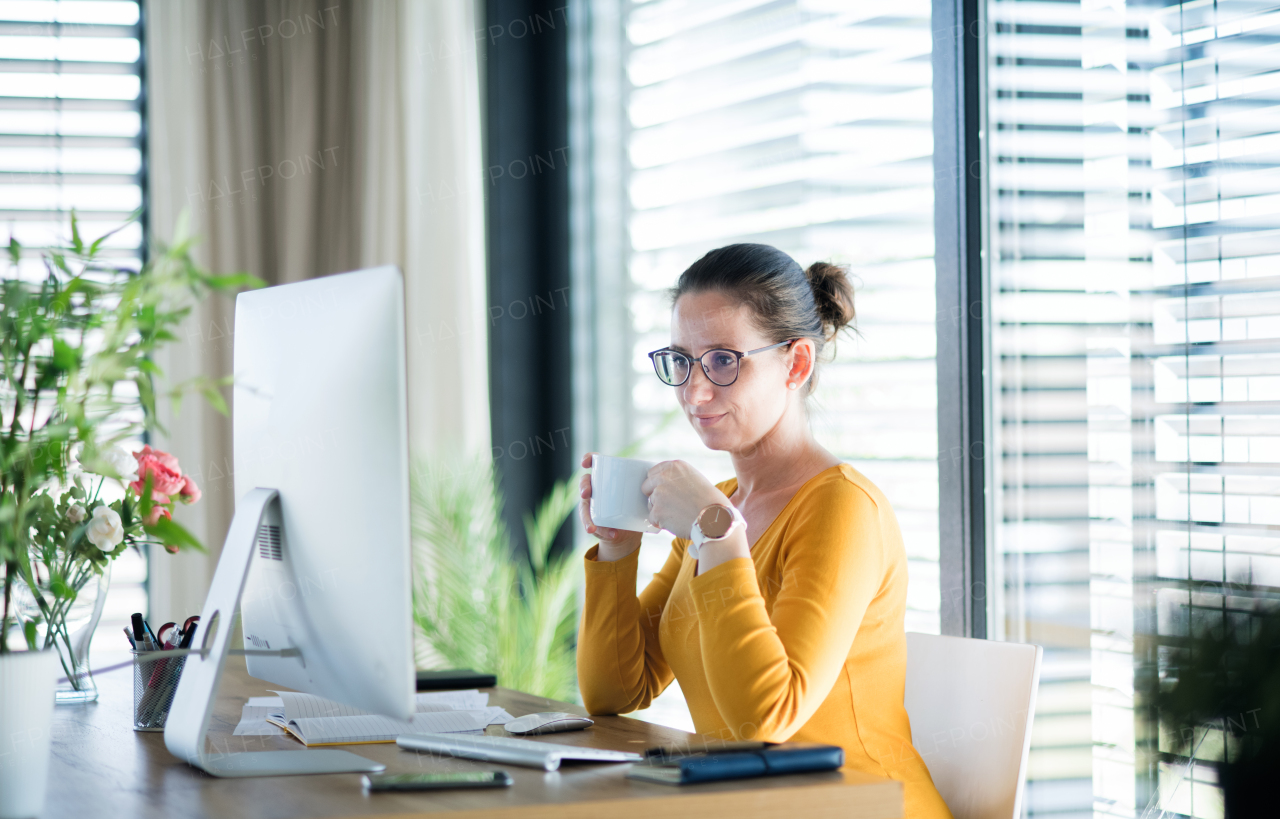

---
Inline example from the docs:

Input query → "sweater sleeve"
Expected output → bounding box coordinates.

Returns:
[688,480,885,741]
[576,541,684,715]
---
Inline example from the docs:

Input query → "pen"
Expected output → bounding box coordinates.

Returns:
[133,644,159,726]
[123,627,136,649]
[143,618,159,648]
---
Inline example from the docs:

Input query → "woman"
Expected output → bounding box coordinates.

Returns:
[576,244,951,819]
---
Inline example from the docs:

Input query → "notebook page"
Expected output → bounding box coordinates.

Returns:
[247,696,284,708]
[285,710,488,746]
[273,691,367,720]
[262,715,311,745]
[270,690,488,721]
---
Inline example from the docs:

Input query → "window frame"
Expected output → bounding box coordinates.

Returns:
[933,0,991,639]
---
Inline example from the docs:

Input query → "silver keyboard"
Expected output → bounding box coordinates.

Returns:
[397,732,644,772]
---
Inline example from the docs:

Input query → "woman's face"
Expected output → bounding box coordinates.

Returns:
[669,290,806,454]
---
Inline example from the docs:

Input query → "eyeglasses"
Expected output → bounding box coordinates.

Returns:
[648,340,796,387]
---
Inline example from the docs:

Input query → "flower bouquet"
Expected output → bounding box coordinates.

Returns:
[2,210,259,704]
[20,444,204,700]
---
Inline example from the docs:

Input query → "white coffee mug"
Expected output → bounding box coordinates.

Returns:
[590,454,660,533]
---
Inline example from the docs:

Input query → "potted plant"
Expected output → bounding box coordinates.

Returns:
[1156,605,1280,818]
[412,458,581,702]
[0,212,256,818]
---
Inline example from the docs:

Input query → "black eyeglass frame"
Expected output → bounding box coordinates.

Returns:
[647,339,797,387]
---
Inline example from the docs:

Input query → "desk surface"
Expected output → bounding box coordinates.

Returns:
[46,657,901,819]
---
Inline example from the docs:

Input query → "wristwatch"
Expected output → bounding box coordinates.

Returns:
[688,503,747,559]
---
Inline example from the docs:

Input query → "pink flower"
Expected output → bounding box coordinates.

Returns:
[142,505,172,527]
[179,475,201,504]
[130,446,186,505]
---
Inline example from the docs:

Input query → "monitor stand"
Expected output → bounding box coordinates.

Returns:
[163,488,385,777]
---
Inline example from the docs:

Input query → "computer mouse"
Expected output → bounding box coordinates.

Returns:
[504,711,595,735]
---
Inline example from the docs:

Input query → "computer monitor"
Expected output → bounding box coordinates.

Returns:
[233,266,414,719]
[164,266,414,777]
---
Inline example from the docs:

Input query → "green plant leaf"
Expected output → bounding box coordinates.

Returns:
[522,475,581,575]
[204,272,266,292]
[70,209,84,254]
[87,210,138,257]
[144,516,206,553]
[51,337,76,371]
[200,382,229,416]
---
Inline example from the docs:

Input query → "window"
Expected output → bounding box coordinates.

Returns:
[0,0,147,665]
[573,0,939,730]
[989,1,1280,816]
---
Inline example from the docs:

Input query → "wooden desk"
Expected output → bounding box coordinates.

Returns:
[45,657,901,819]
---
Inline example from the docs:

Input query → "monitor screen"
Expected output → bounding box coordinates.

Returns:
[232,266,414,720]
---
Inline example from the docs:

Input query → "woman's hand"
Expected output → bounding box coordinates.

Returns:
[579,453,643,562]
[642,460,730,541]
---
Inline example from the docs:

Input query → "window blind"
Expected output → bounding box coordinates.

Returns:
[1146,4,1280,818]
[0,0,148,663]
[989,1,1280,817]
[577,0,938,730]
[988,3,1121,812]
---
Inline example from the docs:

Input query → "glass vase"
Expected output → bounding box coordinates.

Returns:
[49,562,112,704]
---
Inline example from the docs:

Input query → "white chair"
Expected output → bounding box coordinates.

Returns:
[904,633,1042,819]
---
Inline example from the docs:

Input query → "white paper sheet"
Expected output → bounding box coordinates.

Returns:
[233,704,286,736]
[234,691,503,737]
[416,690,489,710]
[269,689,490,720]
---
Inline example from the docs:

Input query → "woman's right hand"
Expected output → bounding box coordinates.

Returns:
[579,452,644,562]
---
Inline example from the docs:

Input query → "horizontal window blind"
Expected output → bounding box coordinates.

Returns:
[584,0,938,730]
[988,4,1121,812]
[0,0,147,664]
[1147,4,1280,818]
[0,0,144,272]
[989,1,1280,817]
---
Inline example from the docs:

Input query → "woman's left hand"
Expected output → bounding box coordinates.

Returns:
[642,460,730,540]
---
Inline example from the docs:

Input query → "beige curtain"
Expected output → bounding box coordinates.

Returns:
[144,0,490,623]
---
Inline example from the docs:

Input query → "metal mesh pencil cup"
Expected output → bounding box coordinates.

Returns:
[132,650,187,732]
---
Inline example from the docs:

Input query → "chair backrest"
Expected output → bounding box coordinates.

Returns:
[904,633,1042,819]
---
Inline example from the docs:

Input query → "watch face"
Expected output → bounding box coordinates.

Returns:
[699,505,735,539]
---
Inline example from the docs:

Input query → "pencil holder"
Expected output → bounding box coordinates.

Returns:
[132,650,187,732]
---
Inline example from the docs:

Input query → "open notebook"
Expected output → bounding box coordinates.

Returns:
[254,690,514,747]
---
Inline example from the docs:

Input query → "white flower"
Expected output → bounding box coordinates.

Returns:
[99,446,138,483]
[67,504,86,524]
[87,505,124,551]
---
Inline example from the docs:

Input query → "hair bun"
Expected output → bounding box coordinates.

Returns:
[804,261,856,342]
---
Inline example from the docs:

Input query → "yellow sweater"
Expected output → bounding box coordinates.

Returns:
[578,464,952,819]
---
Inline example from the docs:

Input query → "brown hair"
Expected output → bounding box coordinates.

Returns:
[671,243,856,392]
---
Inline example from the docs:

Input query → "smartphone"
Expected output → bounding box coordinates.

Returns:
[362,771,514,792]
